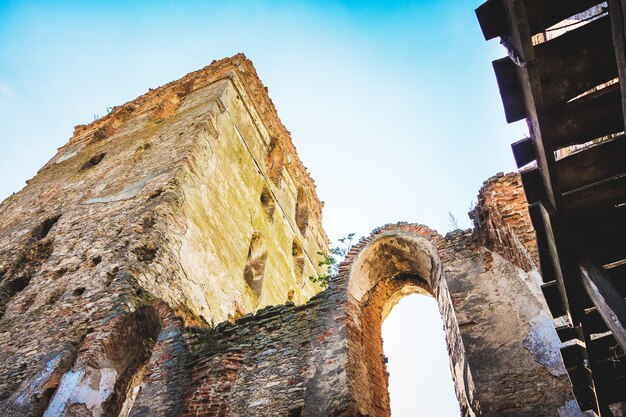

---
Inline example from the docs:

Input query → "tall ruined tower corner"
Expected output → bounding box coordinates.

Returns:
[0,55,335,417]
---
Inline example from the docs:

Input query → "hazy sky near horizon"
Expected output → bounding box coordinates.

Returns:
[0,1,524,415]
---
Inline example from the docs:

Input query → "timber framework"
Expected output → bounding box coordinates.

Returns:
[476,0,626,414]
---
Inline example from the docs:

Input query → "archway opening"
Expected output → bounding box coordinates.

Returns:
[346,232,473,417]
[382,293,461,417]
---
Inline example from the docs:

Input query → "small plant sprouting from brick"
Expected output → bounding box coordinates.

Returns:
[309,233,354,288]
[448,211,460,231]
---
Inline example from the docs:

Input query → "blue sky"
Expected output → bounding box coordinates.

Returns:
[0,1,523,415]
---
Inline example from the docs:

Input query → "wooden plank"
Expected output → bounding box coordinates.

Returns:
[561,341,585,369]
[525,0,604,35]
[561,342,599,411]
[584,330,626,413]
[512,136,536,167]
[478,0,607,55]
[547,83,624,150]
[593,247,626,269]
[527,203,558,283]
[579,322,619,415]
[557,133,626,192]
[588,333,625,364]
[522,134,626,199]
[597,374,626,405]
[606,264,626,295]
[575,205,626,266]
[579,257,626,352]
[520,167,543,204]
[536,202,584,321]
[567,332,626,412]
[476,0,508,40]
[528,203,587,322]
[585,307,611,334]
[535,15,617,106]
[608,0,626,135]
[501,0,563,212]
[493,57,527,122]
[563,172,626,214]
[556,324,580,342]
[542,280,567,317]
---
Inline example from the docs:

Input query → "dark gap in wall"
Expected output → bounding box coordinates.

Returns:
[91,255,102,266]
[244,233,268,298]
[32,214,61,241]
[292,241,304,282]
[265,137,284,185]
[79,152,106,171]
[131,241,157,263]
[0,236,54,319]
[295,188,309,236]
[260,187,276,220]
[287,406,303,417]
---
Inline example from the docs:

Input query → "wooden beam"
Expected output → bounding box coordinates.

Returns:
[547,83,624,150]
[563,173,626,214]
[608,0,626,134]
[575,205,626,266]
[525,0,604,35]
[476,0,508,40]
[579,257,626,353]
[520,167,543,204]
[501,0,563,211]
[522,134,626,199]
[511,136,536,167]
[561,342,600,411]
[606,263,626,295]
[535,15,617,106]
[527,203,557,283]
[493,57,527,122]
[537,202,582,321]
[583,329,625,415]
[557,133,626,192]
[556,324,580,342]
[585,307,611,334]
[542,280,567,317]
[588,333,625,365]
[597,374,626,405]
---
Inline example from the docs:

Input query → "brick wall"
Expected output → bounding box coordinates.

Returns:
[122,219,580,416]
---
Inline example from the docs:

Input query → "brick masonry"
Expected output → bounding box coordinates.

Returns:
[0,56,585,416]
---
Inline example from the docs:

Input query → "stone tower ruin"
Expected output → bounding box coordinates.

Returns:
[0,55,588,416]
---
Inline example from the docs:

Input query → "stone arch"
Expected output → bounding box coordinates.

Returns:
[343,228,479,417]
